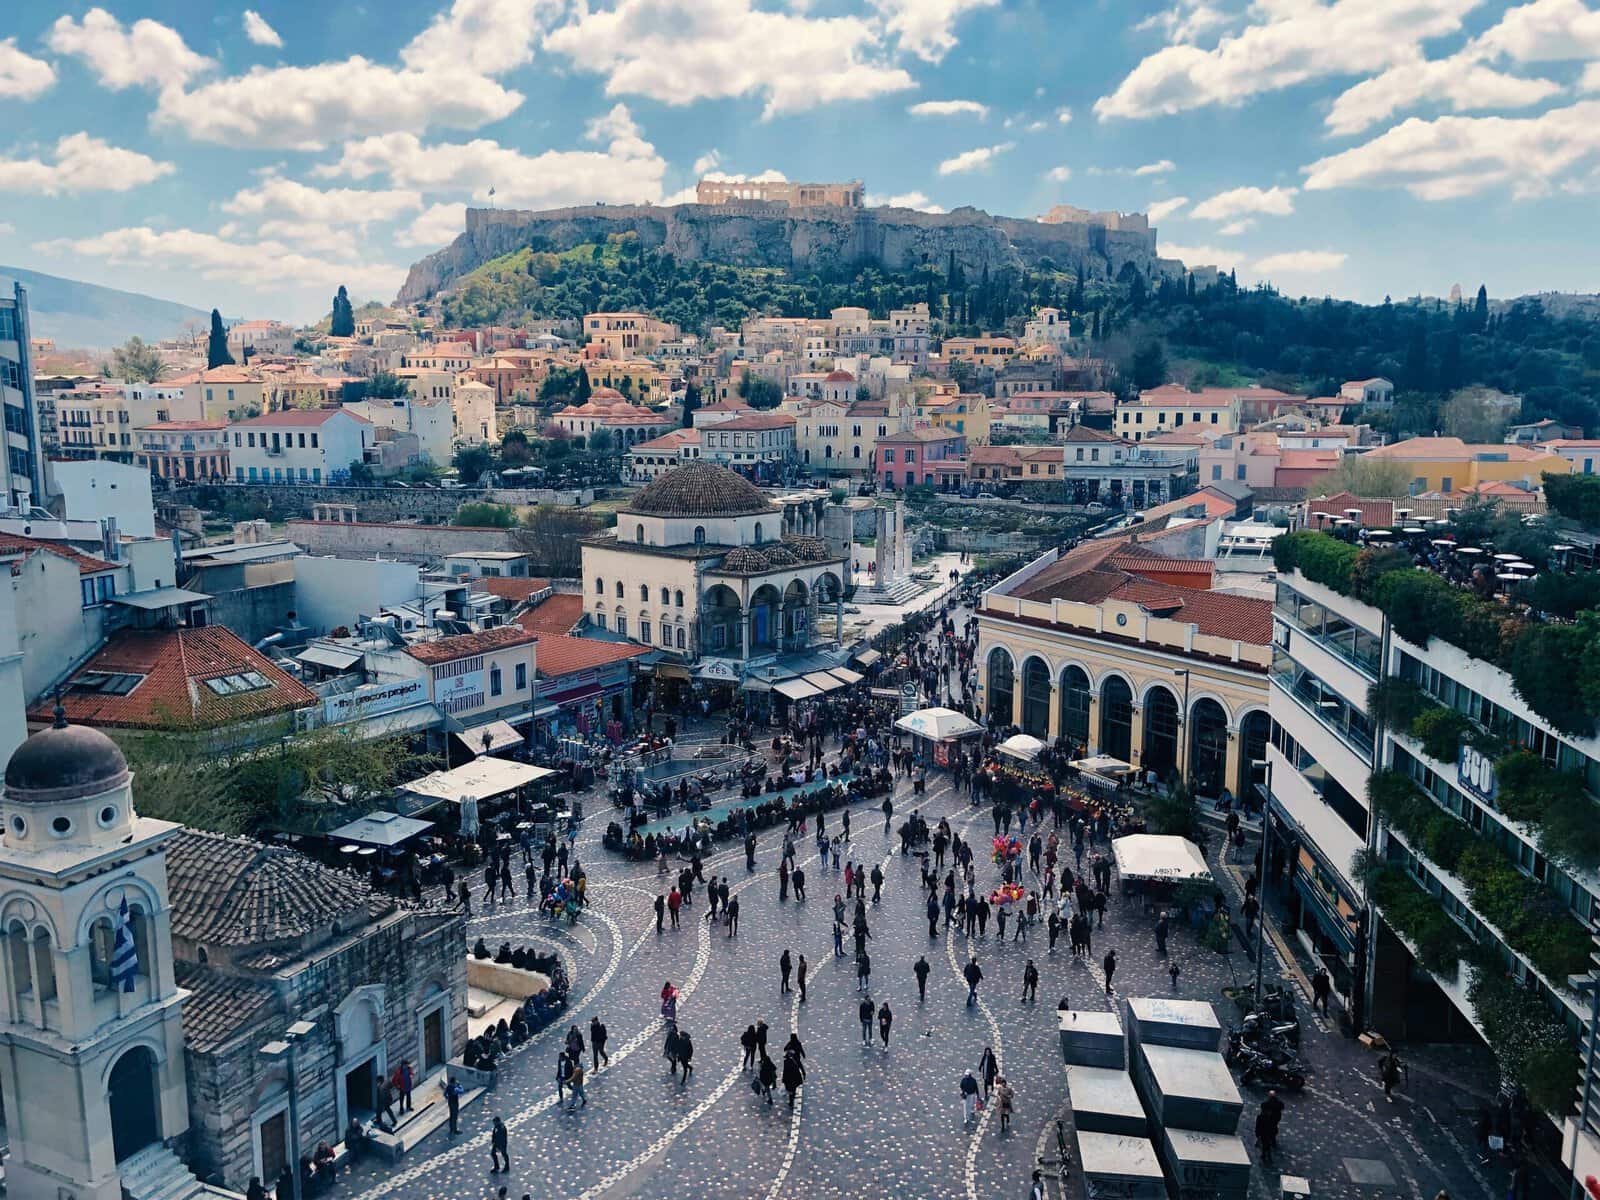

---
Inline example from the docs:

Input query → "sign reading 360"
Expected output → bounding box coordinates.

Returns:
[1458,743,1497,803]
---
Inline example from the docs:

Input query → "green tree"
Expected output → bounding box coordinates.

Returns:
[1473,284,1489,330]
[330,285,355,337]
[453,501,518,527]
[1127,339,1168,389]
[680,379,701,429]
[499,427,534,466]
[206,309,233,369]
[1316,454,1415,498]
[364,370,409,399]
[454,444,494,483]
[575,370,592,402]
[346,459,375,485]
[110,336,166,382]
[587,426,615,453]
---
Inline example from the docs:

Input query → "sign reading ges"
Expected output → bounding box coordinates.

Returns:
[1458,743,1497,803]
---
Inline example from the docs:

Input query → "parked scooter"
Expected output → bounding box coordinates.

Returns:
[1235,1045,1307,1090]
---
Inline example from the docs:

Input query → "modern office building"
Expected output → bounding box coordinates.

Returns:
[0,283,43,508]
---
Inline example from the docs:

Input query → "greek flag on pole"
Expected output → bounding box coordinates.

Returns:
[111,897,139,992]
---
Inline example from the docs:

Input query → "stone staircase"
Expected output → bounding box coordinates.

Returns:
[854,575,925,605]
[364,1072,487,1162]
[118,1145,221,1200]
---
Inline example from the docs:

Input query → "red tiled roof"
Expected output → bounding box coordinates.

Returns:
[516,593,585,636]
[535,635,648,679]
[403,625,536,665]
[476,577,552,604]
[1308,491,1395,528]
[233,408,366,427]
[33,626,316,730]
[1133,588,1273,644]
[0,533,116,575]
[712,414,795,431]
[1107,551,1212,576]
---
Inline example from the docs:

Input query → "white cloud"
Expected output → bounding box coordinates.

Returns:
[864,190,945,211]
[1134,1,1233,44]
[0,222,14,237]
[1191,185,1298,220]
[1160,241,1246,269]
[1096,0,1480,120]
[545,0,916,120]
[1584,62,1600,91]
[41,226,403,295]
[222,176,422,226]
[396,202,469,248]
[1303,99,1600,199]
[154,61,522,150]
[315,104,668,208]
[1056,107,1073,124]
[1088,160,1177,177]
[692,150,722,174]
[1026,119,1048,132]
[0,38,55,100]
[1470,0,1600,62]
[1045,166,1072,182]
[48,8,213,90]
[0,133,174,196]
[400,0,560,76]
[1254,249,1348,273]
[908,99,990,118]
[1147,196,1189,221]
[242,10,283,48]
[1219,219,1255,235]
[1326,51,1561,135]
[871,0,1000,63]
[938,142,1015,175]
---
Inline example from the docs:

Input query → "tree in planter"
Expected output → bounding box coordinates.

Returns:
[1144,777,1201,841]
[1469,965,1578,1117]
[1509,619,1598,736]
[1410,706,1471,762]
[453,501,518,528]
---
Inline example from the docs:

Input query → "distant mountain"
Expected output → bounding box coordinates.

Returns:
[0,265,212,350]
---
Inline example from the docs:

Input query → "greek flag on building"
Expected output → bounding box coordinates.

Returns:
[111,898,139,992]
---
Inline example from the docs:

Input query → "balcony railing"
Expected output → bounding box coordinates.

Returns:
[1272,666,1376,758]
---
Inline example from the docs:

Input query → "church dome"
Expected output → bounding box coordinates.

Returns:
[783,534,834,562]
[762,544,799,567]
[719,546,770,573]
[4,715,130,804]
[589,387,627,403]
[626,462,777,519]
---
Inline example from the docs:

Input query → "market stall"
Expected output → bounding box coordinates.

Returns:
[894,706,983,767]
[1072,754,1137,792]
[1111,834,1213,897]
[997,733,1046,762]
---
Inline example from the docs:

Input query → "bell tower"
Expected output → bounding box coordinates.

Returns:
[0,711,189,1200]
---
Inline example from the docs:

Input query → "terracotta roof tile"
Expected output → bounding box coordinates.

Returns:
[172,962,278,1053]
[0,533,116,575]
[516,594,585,636]
[475,577,552,604]
[402,625,536,665]
[535,635,648,678]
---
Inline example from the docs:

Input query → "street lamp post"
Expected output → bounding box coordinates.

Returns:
[259,1019,318,1200]
[1173,668,1192,787]
[1252,756,1274,1013]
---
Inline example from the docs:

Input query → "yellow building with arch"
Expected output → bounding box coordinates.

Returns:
[975,539,1272,799]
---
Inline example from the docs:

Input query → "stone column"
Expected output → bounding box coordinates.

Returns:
[1224,727,1242,802]
[744,609,754,658]
[835,596,844,644]
[1086,693,1101,755]
[1047,684,1062,740]
[1011,678,1025,729]
[1128,702,1145,771]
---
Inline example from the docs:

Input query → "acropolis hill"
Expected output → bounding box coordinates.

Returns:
[396,191,1183,304]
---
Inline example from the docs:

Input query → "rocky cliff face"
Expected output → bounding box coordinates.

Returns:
[396,201,1169,304]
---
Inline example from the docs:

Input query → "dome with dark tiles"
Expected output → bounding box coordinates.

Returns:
[626,461,777,518]
[719,546,771,572]
[783,535,834,562]
[3,713,130,803]
[762,544,799,567]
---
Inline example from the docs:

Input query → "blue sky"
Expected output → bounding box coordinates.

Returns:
[1,0,1598,324]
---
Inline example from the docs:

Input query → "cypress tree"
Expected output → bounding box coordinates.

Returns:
[330,285,355,337]
[206,309,233,369]
[1473,284,1489,330]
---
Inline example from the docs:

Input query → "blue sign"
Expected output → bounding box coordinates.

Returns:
[1457,744,1497,804]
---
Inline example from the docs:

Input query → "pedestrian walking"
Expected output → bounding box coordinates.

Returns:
[490,1116,509,1172]
[727,895,740,937]
[779,949,793,994]
[444,1077,462,1134]
[878,1001,893,1048]
[1155,911,1169,955]
[1103,948,1118,995]
[758,1052,777,1104]
[782,1049,806,1106]
[1312,966,1332,1016]
[793,867,807,902]
[741,1024,758,1070]
[654,893,665,933]
[1256,1090,1284,1165]
[396,1059,414,1112]
[979,1045,999,1100]
[663,1027,680,1075]
[995,1076,1014,1135]
[960,1070,980,1126]
[676,1030,694,1083]
[590,1017,609,1069]
[856,950,872,991]
[914,954,931,1002]
[565,1058,587,1111]
[964,957,983,1005]
[927,893,941,937]
[870,863,884,903]
[667,888,681,928]
[1168,961,1182,992]
[797,954,808,1004]
[1022,959,1039,1003]
[859,995,875,1044]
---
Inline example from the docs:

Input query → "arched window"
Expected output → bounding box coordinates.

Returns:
[639,583,649,601]
[676,626,686,649]
[615,580,624,598]
[754,521,764,543]
[6,921,29,1015]
[489,664,503,697]
[31,928,55,1005]
[660,587,670,604]
[90,917,115,991]
[595,577,603,594]
[694,526,706,545]
[674,590,683,607]
[635,525,645,544]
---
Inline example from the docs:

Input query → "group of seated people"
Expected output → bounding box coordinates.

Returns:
[472,938,562,975]
[608,766,895,859]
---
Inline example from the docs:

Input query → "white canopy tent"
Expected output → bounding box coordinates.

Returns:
[895,707,983,741]
[398,757,557,815]
[1111,834,1213,883]
[997,733,1046,762]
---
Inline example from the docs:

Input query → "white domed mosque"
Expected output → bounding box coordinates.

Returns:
[581,461,849,697]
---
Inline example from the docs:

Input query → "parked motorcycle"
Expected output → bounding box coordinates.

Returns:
[1235,1045,1307,1091]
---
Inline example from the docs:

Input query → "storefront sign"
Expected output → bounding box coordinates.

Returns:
[698,658,741,683]
[900,683,919,716]
[324,678,426,724]
[1458,744,1497,803]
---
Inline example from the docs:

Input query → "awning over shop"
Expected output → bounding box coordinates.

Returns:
[697,658,742,684]
[851,649,883,668]
[775,678,824,701]
[1111,834,1213,884]
[1071,755,1135,788]
[398,757,557,812]
[656,663,693,681]
[352,703,442,739]
[327,810,433,848]
[826,666,864,686]
[297,644,363,671]
[545,683,603,707]
[453,719,522,756]
[998,733,1046,762]
[802,671,844,693]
